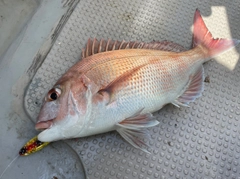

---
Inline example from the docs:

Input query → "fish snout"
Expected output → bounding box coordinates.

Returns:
[35,120,53,131]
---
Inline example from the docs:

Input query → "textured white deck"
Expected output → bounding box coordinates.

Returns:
[1,0,240,178]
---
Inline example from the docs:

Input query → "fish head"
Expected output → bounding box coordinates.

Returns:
[35,74,94,142]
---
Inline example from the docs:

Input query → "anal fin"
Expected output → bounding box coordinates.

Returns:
[116,109,159,153]
[173,66,204,107]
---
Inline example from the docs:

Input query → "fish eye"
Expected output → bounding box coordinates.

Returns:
[50,92,58,100]
[47,87,61,101]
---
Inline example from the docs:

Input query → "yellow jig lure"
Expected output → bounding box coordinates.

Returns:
[19,136,50,156]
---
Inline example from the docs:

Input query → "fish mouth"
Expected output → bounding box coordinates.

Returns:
[35,119,53,131]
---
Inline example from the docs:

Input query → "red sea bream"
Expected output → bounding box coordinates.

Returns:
[35,10,239,152]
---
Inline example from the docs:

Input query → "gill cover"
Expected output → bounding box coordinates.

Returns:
[37,75,96,142]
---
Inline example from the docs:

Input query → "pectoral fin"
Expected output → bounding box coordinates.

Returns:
[116,109,159,153]
[172,66,204,107]
[81,74,99,94]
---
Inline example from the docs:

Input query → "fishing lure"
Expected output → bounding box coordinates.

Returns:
[19,136,50,156]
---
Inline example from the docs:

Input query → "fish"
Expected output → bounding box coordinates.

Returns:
[19,136,49,156]
[35,9,239,152]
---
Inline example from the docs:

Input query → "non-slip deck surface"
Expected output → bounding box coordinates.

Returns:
[25,0,240,178]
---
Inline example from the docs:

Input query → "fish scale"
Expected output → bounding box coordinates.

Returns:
[83,49,194,89]
[18,1,240,178]
[35,10,239,155]
[107,54,196,116]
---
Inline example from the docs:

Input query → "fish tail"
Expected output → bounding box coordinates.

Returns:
[193,9,239,59]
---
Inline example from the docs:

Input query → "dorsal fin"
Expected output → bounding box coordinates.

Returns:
[81,38,185,58]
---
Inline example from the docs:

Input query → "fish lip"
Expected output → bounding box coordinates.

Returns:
[35,119,54,131]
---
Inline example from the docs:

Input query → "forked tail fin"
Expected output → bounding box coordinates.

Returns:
[193,9,239,58]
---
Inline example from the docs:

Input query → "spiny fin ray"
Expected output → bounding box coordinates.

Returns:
[81,38,185,58]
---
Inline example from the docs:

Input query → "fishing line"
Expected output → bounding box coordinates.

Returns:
[0,155,19,179]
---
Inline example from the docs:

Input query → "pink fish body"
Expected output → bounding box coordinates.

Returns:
[35,10,239,152]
